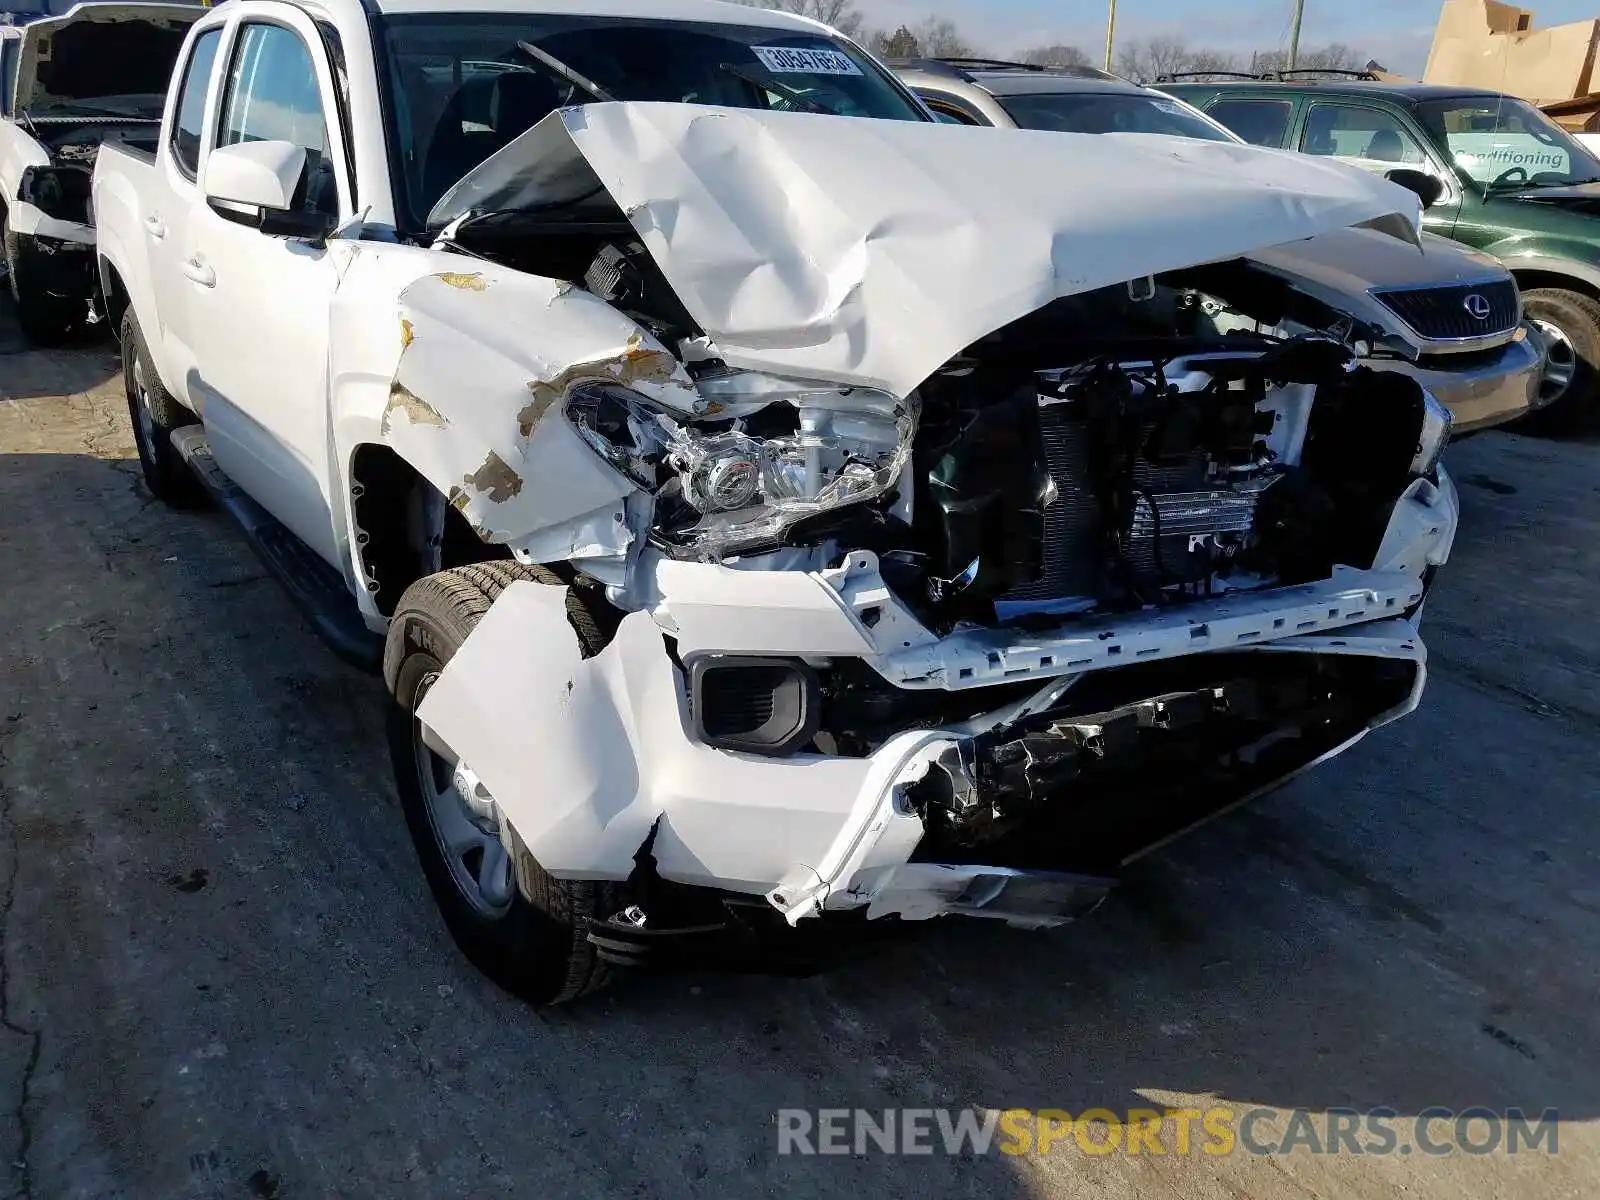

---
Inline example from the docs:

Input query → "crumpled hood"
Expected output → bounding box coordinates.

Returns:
[431,102,1423,397]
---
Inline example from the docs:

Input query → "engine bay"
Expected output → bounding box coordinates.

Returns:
[448,218,1442,636]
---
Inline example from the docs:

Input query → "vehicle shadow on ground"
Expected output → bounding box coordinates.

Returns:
[0,435,1596,1198]
[0,312,118,399]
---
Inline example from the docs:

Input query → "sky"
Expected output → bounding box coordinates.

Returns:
[861,0,1600,77]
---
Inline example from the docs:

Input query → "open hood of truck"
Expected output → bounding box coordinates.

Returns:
[429,102,1423,397]
[15,3,202,116]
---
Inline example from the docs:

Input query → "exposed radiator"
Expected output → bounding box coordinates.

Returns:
[1000,402,1274,609]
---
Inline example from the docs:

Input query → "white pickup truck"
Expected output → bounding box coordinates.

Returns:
[0,2,202,342]
[95,0,1459,1004]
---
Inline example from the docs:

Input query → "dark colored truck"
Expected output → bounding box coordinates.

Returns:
[1164,79,1600,431]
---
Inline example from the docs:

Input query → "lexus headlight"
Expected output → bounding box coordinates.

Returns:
[566,371,916,559]
[1410,387,1453,478]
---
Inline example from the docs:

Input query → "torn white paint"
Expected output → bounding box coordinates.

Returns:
[431,101,1423,397]
[380,264,699,545]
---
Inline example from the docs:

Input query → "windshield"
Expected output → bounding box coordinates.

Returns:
[999,91,1237,142]
[1415,96,1600,189]
[377,13,926,228]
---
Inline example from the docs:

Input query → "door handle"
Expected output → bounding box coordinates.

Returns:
[143,214,166,240]
[182,255,215,288]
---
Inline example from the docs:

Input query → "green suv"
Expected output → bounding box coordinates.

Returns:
[1163,78,1600,430]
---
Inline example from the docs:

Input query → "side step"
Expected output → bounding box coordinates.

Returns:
[170,428,384,671]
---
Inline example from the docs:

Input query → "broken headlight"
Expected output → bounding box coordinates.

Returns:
[1410,387,1453,478]
[566,372,916,559]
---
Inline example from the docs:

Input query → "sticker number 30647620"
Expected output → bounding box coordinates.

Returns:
[752,45,865,77]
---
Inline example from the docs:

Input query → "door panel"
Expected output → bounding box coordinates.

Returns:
[150,25,223,406]
[1297,101,1463,234]
[184,18,348,566]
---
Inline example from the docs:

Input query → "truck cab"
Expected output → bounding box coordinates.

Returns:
[1165,78,1600,430]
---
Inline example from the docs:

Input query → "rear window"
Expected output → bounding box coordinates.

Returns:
[1204,98,1294,147]
[1000,92,1235,141]
[171,28,222,180]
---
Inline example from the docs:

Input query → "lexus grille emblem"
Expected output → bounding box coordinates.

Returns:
[1463,293,1493,321]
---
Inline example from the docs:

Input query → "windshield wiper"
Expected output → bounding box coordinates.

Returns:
[718,62,833,114]
[514,40,617,103]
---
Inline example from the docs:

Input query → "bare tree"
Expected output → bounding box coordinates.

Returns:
[1017,43,1092,69]
[1115,36,1229,83]
[1252,42,1361,75]
[731,0,865,39]
[910,16,974,58]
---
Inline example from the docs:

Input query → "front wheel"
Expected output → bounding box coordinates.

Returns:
[1520,288,1600,435]
[4,227,77,345]
[384,562,618,1005]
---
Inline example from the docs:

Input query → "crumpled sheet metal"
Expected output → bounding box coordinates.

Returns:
[414,581,897,893]
[380,264,699,546]
[431,102,1423,397]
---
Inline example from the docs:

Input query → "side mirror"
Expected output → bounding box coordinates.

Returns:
[1385,167,1445,209]
[202,140,333,240]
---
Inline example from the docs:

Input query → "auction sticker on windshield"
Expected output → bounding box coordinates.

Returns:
[753,45,863,76]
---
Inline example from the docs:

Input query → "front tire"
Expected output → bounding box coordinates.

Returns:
[121,308,206,508]
[1520,288,1600,435]
[385,562,617,1005]
[4,227,77,345]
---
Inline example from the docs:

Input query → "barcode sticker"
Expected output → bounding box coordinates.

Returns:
[752,45,864,77]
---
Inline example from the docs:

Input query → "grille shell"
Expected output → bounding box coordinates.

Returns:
[1372,279,1518,342]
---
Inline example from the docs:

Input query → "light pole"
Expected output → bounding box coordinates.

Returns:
[1105,0,1117,72]
[1287,0,1305,72]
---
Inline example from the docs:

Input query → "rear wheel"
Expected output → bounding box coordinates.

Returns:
[1520,288,1600,435]
[121,308,206,507]
[385,562,617,1005]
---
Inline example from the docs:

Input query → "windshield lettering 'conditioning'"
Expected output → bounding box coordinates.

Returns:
[378,13,925,228]
[1415,96,1600,189]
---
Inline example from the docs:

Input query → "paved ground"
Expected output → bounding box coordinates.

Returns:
[0,300,1598,1200]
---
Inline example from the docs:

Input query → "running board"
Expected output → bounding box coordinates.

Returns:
[169,428,383,671]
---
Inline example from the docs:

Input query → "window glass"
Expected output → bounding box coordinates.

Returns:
[171,28,222,179]
[1204,98,1293,147]
[1,39,18,117]
[1001,92,1235,141]
[218,23,336,214]
[379,13,926,227]
[1415,96,1600,189]
[1300,102,1427,171]
[915,89,985,125]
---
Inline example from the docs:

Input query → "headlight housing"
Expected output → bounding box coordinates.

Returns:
[1410,386,1453,478]
[566,371,916,559]
[18,165,91,225]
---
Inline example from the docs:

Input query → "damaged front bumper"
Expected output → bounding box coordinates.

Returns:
[412,467,1455,933]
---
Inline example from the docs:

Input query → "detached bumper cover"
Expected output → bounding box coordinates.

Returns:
[414,471,1457,928]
